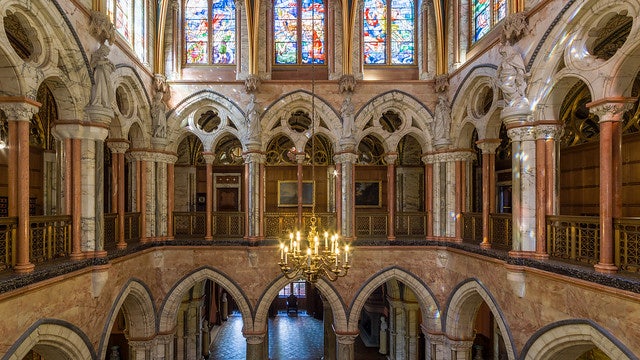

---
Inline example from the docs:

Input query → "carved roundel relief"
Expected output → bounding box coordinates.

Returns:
[470,85,494,119]
[193,107,222,133]
[3,11,43,64]
[585,12,632,61]
[115,85,134,119]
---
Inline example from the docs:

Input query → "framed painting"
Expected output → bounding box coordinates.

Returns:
[355,181,382,207]
[278,180,314,207]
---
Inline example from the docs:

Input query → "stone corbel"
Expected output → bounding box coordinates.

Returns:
[339,75,357,94]
[89,10,115,45]
[505,264,526,298]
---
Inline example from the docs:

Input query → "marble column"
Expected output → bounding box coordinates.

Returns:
[449,339,474,360]
[385,153,398,241]
[335,166,342,235]
[154,153,176,241]
[85,107,112,257]
[154,334,175,360]
[243,151,265,241]
[128,339,154,360]
[323,299,336,360]
[71,139,83,259]
[336,333,358,360]
[404,302,420,360]
[296,153,305,228]
[203,152,215,241]
[534,124,559,259]
[0,100,39,273]
[334,152,358,239]
[454,160,464,241]
[107,141,129,249]
[423,331,445,360]
[128,152,148,243]
[505,120,537,256]
[587,98,636,274]
[476,140,500,248]
[424,151,475,239]
[167,162,175,240]
[387,298,401,359]
[423,160,433,238]
[245,333,266,360]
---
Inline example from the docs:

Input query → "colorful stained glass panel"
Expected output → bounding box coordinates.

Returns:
[390,0,414,64]
[473,0,490,42]
[363,0,387,64]
[185,0,209,64]
[301,0,325,64]
[115,0,131,41]
[134,0,146,61]
[274,0,299,64]
[212,0,236,64]
[495,0,506,22]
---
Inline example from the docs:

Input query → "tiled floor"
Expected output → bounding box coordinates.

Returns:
[208,311,386,360]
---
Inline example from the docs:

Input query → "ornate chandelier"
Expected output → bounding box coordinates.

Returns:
[277,1,351,283]
[278,217,350,283]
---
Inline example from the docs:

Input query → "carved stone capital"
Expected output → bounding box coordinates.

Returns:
[334,152,358,164]
[202,152,216,164]
[336,333,358,345]
[243,151,266,164]
[475,139,501,154]
[106,139,130,154]
[507,126,536,142]
[128,339,154,351]
[434,74,449,94]
[587,97,637,122]
[244,75,261,93]
[424,150,475,163]
[339,75,357,94]
[90,10,115,45]
[535,124,562,140]
[384,153,398,164]
[245,332,266,345]
[0,101,40,121]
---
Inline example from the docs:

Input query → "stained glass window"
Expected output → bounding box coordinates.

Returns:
[108,0,147,63]
[363,0,414,65]
[185,0,236,64]
[274,0,325,65]
[472,0,507,43]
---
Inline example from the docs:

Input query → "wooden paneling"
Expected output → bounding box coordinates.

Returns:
[560,133,640,216]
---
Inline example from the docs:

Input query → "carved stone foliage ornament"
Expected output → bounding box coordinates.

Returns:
[90,10,115,45]
[501,13,528,45]
[339,75,357,94]
[244,74,261,93]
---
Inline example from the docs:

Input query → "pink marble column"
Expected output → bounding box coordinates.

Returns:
[259,162,265,239]
[454,160,463,242]
[139,159,148,244]
[117,151,127,247]
[167,163,175,240]
[535,135,547,259]
[107,141,129,249]
[587,98,636,274]
[386,154,397,241]
[14,120,33,272]
[7,121,17,217]
[335,165,342,236]
[244,162,249,240]
[425,162,433,238]
[64,139,72,217]
[70,139,83,260]
[203,152,214,241]
[545,137,556,216]
[296,155,304,229]
[477,140,499,249]
[111,153,118,213]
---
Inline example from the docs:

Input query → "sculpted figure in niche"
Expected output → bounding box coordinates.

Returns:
[433,94,452,142]
[152,92,167,138]
[341,95,355,139]
[89,44,115,108]
[245,94,261,141]
[496,44,528,108]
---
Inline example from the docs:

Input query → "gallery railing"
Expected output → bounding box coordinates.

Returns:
[546,215,600,266]
[355,212,388,237]
[615,217,640,272]
[213,212,244,237]
[462,212,483,245]
[0,217,17,271]
[395,212,427,236]
[29,215,71,264]
[104,212,141,249]
[264,212,337,239]
[174,212,207,237]
[490,213,512,250]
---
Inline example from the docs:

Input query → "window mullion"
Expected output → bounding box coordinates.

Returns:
[209,0,213,64]
[298,0,302,65]
[387,3,391,65]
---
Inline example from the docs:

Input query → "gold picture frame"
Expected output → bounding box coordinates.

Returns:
[278,180,314,207]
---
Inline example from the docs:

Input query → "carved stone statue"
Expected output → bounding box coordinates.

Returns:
[89,44,115,109]
[151,92,167,138]
[496,44,528,108]
[341,96,355,139]
[433,94,452,142]
[245,94,261,142]
[379,316,388,355]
